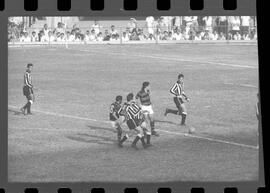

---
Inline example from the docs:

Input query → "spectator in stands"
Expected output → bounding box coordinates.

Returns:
[146,16,155,36]
[20,32,31,42]
[229,16,241,36]
[168,31,173,40]
[127,18,137,33]
[88,29,96,41]
[233,31,242,40]
[130,30,140,41]
[122,31,129,42]
[241,16,250,37]
[218,32,226,40]
[183,16,192,36]
[194,32,202,40]
[110,25,119,36]
[172,29,182,40]
[84,30,90,41]
[31,31,38,42]
[103,30,111,41]
[217,16,228,35]
[67,31,75,42]
[92,20,101,35]
[211,30,219,40]
[42,24,49,39]
[40,31,47,42]
[203,16,213,33]
[96,32,103,41]
[55,22,65,35]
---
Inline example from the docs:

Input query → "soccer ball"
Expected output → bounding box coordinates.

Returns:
[188,127,195,134]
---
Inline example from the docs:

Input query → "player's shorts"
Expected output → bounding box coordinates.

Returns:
[23,86,32,97]
[141,105,154,115]
[110,116,125,128]
[174,97,184,107]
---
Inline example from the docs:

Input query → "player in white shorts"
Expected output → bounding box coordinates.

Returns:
[136,81,159,136]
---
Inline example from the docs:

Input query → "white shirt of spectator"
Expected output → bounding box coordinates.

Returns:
[48,35,55,42]
[43,28,49,38]
[31,33,38,42]
[41,35,48,42]
[92,24,101,34]
[172,32,182,40]
[68,34,75,42]
[230,17,241,31]
[203,16,213,31]
[219,16,227,22]
[194,35,201,41]
[20,35,31,42]
[146,16,155,35]
[241,16,250,26]
[89,34,96,41]
[110,29,118,36]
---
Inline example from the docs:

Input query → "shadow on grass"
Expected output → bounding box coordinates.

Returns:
[8,108,24,116]
[155,119,179,126]
[66,125,116,145]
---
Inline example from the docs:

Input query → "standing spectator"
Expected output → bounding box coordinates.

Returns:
[145,16,155,36]
[241,16,250,37]
[173,16,181,30]
[162,16,173,32]
[48,31,55,42]
[217,16,228,36]
[229,16,241,36]
[92,20,101,35]
[89,29,96,41]
[103,30,111,41]
[84,30,90,41]
[203,16,213,32]
[127,18,137,33]
[183,16,192,36]
[42,24,49,39]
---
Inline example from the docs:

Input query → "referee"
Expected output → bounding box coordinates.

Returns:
[20,63,34,115]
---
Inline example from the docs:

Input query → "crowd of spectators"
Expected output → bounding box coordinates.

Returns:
[8,16,257,43]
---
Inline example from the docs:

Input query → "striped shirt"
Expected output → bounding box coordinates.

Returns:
[170,81,186,97]
[136,90,151,105]
[121,101,143,122]
[24,70,33,88]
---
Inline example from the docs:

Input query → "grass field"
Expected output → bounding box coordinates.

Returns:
[8,43,259,182]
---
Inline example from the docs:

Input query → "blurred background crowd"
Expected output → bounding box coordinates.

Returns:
[8,16,257,43]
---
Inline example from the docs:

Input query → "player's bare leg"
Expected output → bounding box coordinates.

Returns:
[149,113,159,136]
[141,122,152,147]
[118,134,129,148]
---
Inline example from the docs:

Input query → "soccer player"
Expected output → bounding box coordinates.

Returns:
[136,81,159,137]
[20,63,34,115]
[165,73,190,125]
[109,95,124,144]
[118,93,152,150]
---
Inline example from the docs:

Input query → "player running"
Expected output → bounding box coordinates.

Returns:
[118,93,152,150]
[20,63,34,115]
[164,73,190,125]
[136,81,159,136]
[109,95,125,143]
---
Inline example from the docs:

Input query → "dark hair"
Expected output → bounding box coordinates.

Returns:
[142,81,150,90]
[116,95,122,102]
[27,63,33,68]
[126,93,134,102]
[178,74,184,79]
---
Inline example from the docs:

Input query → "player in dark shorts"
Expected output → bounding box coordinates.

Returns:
[20,63,34,115]
[118,93,152,150]
[109,95,125,143]
[165,73,190,125]
[136,81,159,136]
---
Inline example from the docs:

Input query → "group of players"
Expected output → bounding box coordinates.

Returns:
[109,73,190,150]
[20,63,190,150]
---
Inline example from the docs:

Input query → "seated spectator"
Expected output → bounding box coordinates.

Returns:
[122,32,129,42]
[103,30,111,41]
[67,31,75,42]
[92,20,101,35]
[89,29,96,41]
[167,31,173,40]
[147,33,155,41]
[31,31,38,42]
[210,31,218,40]
[96,32,103,41]
[110,25,119,36]
[233,31,242,40]
[161,31,169,40]
[40,31,48,42]
[48,31,55,42]
[84,30,90,41]
[42,24,49,39]
[56,33,66,42]
[172,29,182,40]
[130,31,139,41]
[194,32,202,40]
[54,22,65,35]
[20,32,31,42]
[218,32,226,40]
[138,29,147,41]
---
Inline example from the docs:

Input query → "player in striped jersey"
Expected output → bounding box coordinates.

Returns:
[118,93,152,150]
[136,81,159,136]
[109,95,125,144]
[165,73,190,125]
[20,63,34,115]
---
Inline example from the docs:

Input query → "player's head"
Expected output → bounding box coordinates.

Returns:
[115,95,122,104]
[178,73,184,82]
[126,93,134,102]
[142,81,150,91]
[27,63,33,72]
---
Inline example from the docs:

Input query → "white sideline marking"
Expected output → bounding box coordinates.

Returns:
[8,105,258,150]
[224,83,258,88]
[75,49,258,69]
